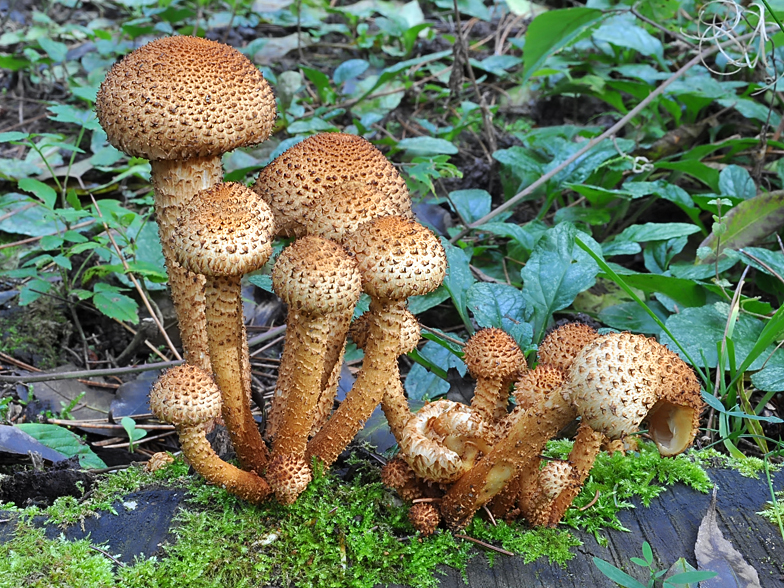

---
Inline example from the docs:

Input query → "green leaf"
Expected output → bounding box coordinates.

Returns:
[466,282,533,350]
[719,165,756,199]
[615,222,700,243]
[477,221,548,256]
[592,557,647,588]
[750,366,784,392]
[593,13,664,60]
[15,423,107,469]
[599,301,669,335]
[19,278,51,306]
[523,7,606,84]
[38,37,68,62]
[0,131,30,142]
[605,271,707,308]
[700,192,784,258]
[18,178,57,209]
[397,137,458,156]
[664,570,718,585]
[248,273,273,293]
[520,223,601,342]
[0,55,30,71]
[408,286,451,315]
[47,104,101,131]
[449,189,491,224]
[301,67,337,104]
[441,239,476,332]
[92,283,139,323]
[334,59,369,84]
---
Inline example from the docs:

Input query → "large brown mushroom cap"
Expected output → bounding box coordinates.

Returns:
[565,332,703,454]
[96,36,276,161]
[343,216,446,301]
[272,236,362,315]
[173,182,275,277]
[253,133,411,237]
[537,323,599,372]
[149,364,222,427]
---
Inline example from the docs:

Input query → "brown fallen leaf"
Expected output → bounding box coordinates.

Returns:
[695,487,762,588]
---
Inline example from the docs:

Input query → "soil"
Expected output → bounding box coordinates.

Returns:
[0,457,94,507]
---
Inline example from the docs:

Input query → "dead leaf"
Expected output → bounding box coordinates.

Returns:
[695,488,762,588]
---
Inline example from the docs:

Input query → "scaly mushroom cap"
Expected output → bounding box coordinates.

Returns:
[537,323,599,372]
[272,236,362,315]
[149,364,222,427]
[266,454,312,505]
[304,181,403,243]
[96,36,275,161]
[565,333,702,454]
[463,328,526,381]
[409,502,440,536]
[343,216,446,301]
[381,457,416,491]
[538,460,572,500]
[512,364,565,411]
[174,182,275,277]
[253,133,412,237]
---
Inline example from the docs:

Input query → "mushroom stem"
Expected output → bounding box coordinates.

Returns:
[306,299,401,466]
[440,386,576,531]
[205,276,269,473]
[178,424,271,503]
[151,157,222,371]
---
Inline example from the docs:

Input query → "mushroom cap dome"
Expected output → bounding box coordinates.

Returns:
[343,216,446,301]
[537,323,599,372]
[538,460,572,500]
[463,328,526,380]
[149,364,222,427]
[380,457,416,491]
[253,133,412,238]
[409,502,440,536]
[272,236,362,315]
[266,453,312,505]
[96,36,276,161]
[174,182,275,277]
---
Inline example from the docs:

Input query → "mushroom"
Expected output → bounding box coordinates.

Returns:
[96,36,276,370]
[537,322,599,372]
[149,364,270,503]
[252,133,412,238]
[526,460,573,527]
[409,502,441,536]
[564,332,703,456]
[265,236,362,503]
[380,457,428,502]
[172,182,275,474]
[306,216,446,467]
[464,328,526,425]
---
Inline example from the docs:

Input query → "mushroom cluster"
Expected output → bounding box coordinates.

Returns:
[99,37,703,528]
[97,36,446,506]
[383,323,703,535]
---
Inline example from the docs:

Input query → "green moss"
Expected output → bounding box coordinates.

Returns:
[757,491,784,526]
[692,448,781,478]
[0,298,72,370]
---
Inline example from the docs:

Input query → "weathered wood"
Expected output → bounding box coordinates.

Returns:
[428,467,784,587]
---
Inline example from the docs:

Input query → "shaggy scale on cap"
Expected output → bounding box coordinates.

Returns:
[253,133,412,237]
[149,364,222,427]
[409,502,441,536]
[266,454,313,505]
[96,36,275,161]
[537,323,599,372]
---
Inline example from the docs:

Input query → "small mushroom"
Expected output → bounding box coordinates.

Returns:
[306,217,446,467]
[464,328,526,425]
[409,502,441,536]
[149,364,270,503]
[380,457,427,502]
[266,236,362,503]
[96,36,276,370]
[537,322,599,372]
[172,182,275,474]
[526,460,573,527]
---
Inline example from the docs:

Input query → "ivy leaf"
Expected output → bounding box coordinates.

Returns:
[15,423,107,469]
[92,283,139,323]
[449,189,491,224]
[467,282,533,350]
[520,223,601,342]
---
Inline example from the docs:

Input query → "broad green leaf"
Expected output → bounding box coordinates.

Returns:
[605,270,707,308]
[248,273,273,293]
[700,192,784,257]
[433,0,490,20]
[334,59,369,84]
[656,160,720,193]
[660,302,784,370]
[751,366,784,392]
[47,104,101,130]
[593,13,664,61]
[520,223,601,342]
[18,178,57,209]
[0,55,30,71]
[719,165,756,199]
[15,423,107,469]
[0,131,29,142]
[92,283,139,323]
[615,222,700,243]
[397,137,458,156]
[592,557,647,588]
[736,247,784,278]
[599,301,669,335]
[466,282,533,350]
[441,239,475,331]
[554,206,611,226]
[522,7,606,84]
[449,189,491,224]
[408,286,450,315]
[19,279,51,306]
[476,221,549,256]
[38,37,68,62]
[404,364,450,401]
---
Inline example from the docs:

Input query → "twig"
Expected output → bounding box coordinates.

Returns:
[419,324,465,347]
[454,534,514,556]
[90,196,182,361]
[247,324,287,348]
[47,418,174,431]
[740,248,784,285]
[88,545,126,567]
[579,489,601,511]
[412,497,443,503]
[0,351,119,388]
[482,504,497,526]
[449,27,775,244]
[100,430,177,449]
[0,220,94,250]
[0,360,182,383]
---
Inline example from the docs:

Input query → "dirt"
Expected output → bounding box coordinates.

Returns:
[0,457,95,507]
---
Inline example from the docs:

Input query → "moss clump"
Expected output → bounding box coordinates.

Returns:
[691,448,781,479]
